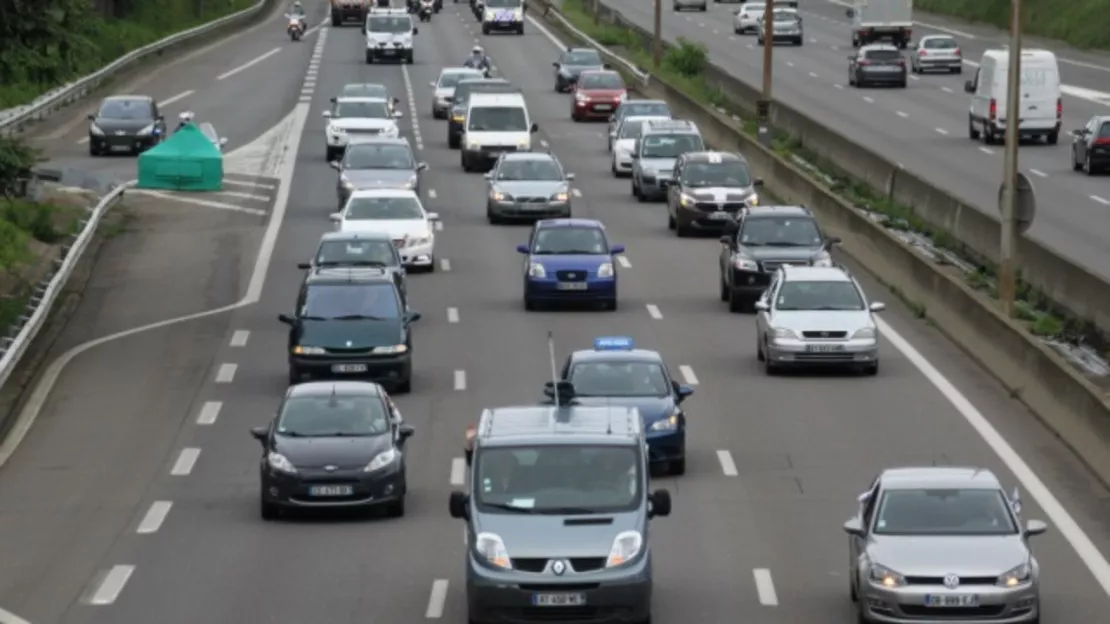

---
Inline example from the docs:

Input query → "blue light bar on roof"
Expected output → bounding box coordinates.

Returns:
[594,336,633,351]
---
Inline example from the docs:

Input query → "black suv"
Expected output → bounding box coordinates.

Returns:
[447,78,521,148]
[299,231,408,304]
[279,267,421,391]
[717,205,839,312]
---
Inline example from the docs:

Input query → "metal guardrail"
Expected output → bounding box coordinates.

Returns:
[0,0,276,137]
[534,1,651,88]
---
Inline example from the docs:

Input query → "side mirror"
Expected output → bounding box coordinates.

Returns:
[278,313,295,325]
[429,81,436,88]
[448,491,469,519]
[828,236,843,245]
[566,173,575,180]
[417,162,428,171]
[603,63,612,69]
[869,302,886,312]
[413,27,418,34]
[543,382,555,398]
[426,212,439,220]
[393,97,401,105]
[530,123,538,133]
[610,244,625,254]
[754,300,770,311]
[405,310,422,322]
[843,517,864,536]
[250,426,268,442]
[329,212,341,222]
[964,80,975,93]
[87,114,96,121]
[219,137,228,146]
[552,62,559,68]
[297,262,311,269]
[329,160,341,170]
[676,384,694,401]
[398,424,416,439]
[719,235,731,245]
[753,178,764,187]
[630,152,639,159]
[330,97,337,103]
[483,172,493,180]
[1024,519,1048,537]
[393,111,404,118]
[845,8,854,18]
[322,111,332,118]
[649,489,671,517]
[516,243,530,254]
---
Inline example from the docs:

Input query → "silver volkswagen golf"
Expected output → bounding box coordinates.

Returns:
[485,152,574,224]
[844,467,1047,623]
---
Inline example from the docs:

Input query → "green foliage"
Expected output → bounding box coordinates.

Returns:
[663,38,708,78]
[0,217,32,272]
[917,0,1110,50]
[0,136,41,197]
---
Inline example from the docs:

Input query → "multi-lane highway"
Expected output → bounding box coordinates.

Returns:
[2,1,1110,622]
[603,0,1110,279]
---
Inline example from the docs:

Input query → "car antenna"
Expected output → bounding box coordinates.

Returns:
[548,331,560,408]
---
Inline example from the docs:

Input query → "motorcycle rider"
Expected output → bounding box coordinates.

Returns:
[287,1,307,29]
[463,45,492,73]
[419,0,434,18]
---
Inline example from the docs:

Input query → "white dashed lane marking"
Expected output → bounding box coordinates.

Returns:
[616,255,631,268]
[1029,169,1047,178]
[425,579,449,618]
[429,189,438,199]
[440,258,452,271]
[136,501,172,534]
[645,304,663,319]
[863,96,874,103]
[1092,195,1110,205]
[679,365,699,385]
[717,450,738,476]
[454,370,467,391]
[216,47,281,81]
[753,569,779,606]
[449,458,466,486]
[215,363,237,383]
[89,565,135,605]
[896,111,908,118]
[171,448,200,476]
[196,401,221,425]
[571,188,582,197]
[447,307,459,323]
[229,330,249,347]
[979,147,995,155]
[935,128,949,135]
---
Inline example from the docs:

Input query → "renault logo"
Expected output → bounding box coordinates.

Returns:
[324,465,338,472]
[943,574,960,589]
[552,560,566,575]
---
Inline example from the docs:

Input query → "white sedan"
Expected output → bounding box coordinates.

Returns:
[610,115,669,177]
[330,188,439,272]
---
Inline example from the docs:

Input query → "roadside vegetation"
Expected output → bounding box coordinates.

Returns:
[0,0,257,109]
[916,0,1110,51]
[554,0,1081,344]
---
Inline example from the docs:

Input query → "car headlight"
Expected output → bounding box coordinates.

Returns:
[364,448,398,472]
[771,327,799,340]
[329,125,345,134]
[452,113,465,122]
[339,176,354,190]
[528,262,546,278]
[597,262,614,278]
[851,327,877,339]
[517,138,529,149]
[491,190,511,202]
[383,126,399,137]
[136,124,154,135]
[576,92,589,102]
[868,563,906,588]
[649,411,679,431]
[292,345,325,355]
[372,344,409,354]
[551,192,569,202]
[732,256,759,271]
[605,530,643,567]
[474,532,512,568]
[404,176,417,189]
[679,193,696,207]
[747,194,760,206]
[89,123,104,135]
[996,563,1032,587]
[267,452,297,474]
[466,139,480,150]
[407,236,431,247]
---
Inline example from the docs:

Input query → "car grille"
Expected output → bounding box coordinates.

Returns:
[801,331,847,339]
[759,260,806,272]
[517,196,549,203]
[900,605,1006,618]
[694,201,747,212]
[903,576,996,585]
[324,347,376,355]
[555,270,588,282]
[347,129,381,135]
[509,557,607,572]
[518,584,600,592]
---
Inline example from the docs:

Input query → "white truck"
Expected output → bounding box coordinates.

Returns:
[845,0,913,49]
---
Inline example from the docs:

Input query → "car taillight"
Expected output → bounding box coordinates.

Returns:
[919,50,927,56]
[989,99,997,121]
[1057,98,1063,119]
[1094,138,1110,146]
[896,59,905,66]
[858,59,871,65]
[952,48,960,56]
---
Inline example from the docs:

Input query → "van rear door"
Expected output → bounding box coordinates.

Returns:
[1000,55,1059,130]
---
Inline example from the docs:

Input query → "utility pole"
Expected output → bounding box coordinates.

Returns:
[998,0,1023,316]
[653,0,662,69]
[593,0,599,25]
[757,0,775,147]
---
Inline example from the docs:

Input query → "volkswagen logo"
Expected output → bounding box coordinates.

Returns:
[324,465,338,472]
[552,560,566,575]
[943,574,960,589]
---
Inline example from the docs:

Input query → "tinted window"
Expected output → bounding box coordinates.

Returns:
[335,101,390,118]
[468,106,528,131]
[923,37,957,49]
[740,216,821,246]
[315,240,398,266]
[497,158,562,181]
[277,395,390,437]
[864,49,902,61]
[772,11,797,21]
[438,71,482,88]
[303,283,401,318]
[454,83,515,107]
[533,227,607,254]
[874,488,1018,536]
[619,120,651,139]
[564,50,602,65]
[341,84,387,98]
[569,361,669,397]
[475,445,642,514]
[683,161,751,187]
[344,144,414,169]
[368,16,410,32]
[486,0,521,6]
[641,133,703,158]
[579,72,624,89]
[1099,122,1110,138]
[775,280,864,311]
[98,99,153,120]
[619,102,670,118]
[344,196,423,220]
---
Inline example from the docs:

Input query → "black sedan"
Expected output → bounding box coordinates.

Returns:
[87,95,166,156]
[251,381,415,520]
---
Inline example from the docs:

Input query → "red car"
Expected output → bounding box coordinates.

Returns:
[570,70,627,121]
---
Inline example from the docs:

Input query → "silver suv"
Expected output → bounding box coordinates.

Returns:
[630,119,704,202]
[754,265,885,375]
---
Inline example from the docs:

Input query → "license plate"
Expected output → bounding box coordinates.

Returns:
[594,104,612,111]
[309,485,353,496]
[925,594,979,607]
[709,211,731,220]
[557,282,588,290]
[532,593,586,607]
[873,66,899,71]
[805,344,844,352]
[332,363,368,373]
[382,49,395,55]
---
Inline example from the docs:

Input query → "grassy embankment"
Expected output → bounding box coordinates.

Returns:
[917,0,1110,50]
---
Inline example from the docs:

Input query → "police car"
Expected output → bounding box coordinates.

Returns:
[557,337,693,475]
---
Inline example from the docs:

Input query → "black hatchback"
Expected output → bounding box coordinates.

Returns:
[87,95,166,156]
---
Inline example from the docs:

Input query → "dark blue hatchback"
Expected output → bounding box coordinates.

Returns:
[517,218,625,310]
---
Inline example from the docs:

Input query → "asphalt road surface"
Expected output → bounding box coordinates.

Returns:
[605,0,1110,280]
[1,2,1110,623]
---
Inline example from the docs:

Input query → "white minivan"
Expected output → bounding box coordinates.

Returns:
[966,49,1061,145]
[461,93,538,172]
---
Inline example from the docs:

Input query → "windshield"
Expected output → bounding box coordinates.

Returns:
[533,227,608,254]
[923,37,957,49]
[683,161,751,187]
[344,196,423,220]
[618,119,651,139]
[98,99,152,120]
[743,4,764,13]
[564,50,601,66]
[344,144,413,169]
[315,240,397,266]
[497,159,562,181]
[302,283,401,319]
[775,280,864,311]
[468,106,528,131]
[619,102,670,119]
[475,445,642,514]
[569,361,669,397]
[874,488,1019,536]
[486,0,522,7]
[334,101,390,119]
[341,84,387,99]
[864,49,902,61]
[641,134,702,158]
[438,71,481,88]
[740,216,821,246]
[772,11,797,22]
[1101,123,1110,138]
[277,395,390,437]
[369,16,410,32]
[579,73,624,90]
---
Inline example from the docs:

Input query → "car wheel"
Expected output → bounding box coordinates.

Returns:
[482,24,490,34]
[720,277,729,301]
[1074,151,1083,171]
[461,153,472,172]
[394,376,412,394]
[1084,153,1094,175]
[733,27,741,34]
[728,289,745,313]
[862,362,879,376]
[968,115,980,140]
[756,337,765,361]
[523,296,536,311]
[954,66,962,74]
[670,458,686,475]
[260,497,279,521]
[898,80,907,88]
[632,180,640,198]
[667,212,676,230]
[448,133,460,149]
[365,51,373,64]
[288,366,302,385]
[88,143,99,157]
[675,221,690,237]
[763,343,778,375]
[385,496,406,517]
[487,206,501,224]
[1046,130,1058,145]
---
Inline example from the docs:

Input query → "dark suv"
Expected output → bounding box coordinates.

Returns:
[663,151,762,236]
[717,205,839,312]
[279,267,422,391]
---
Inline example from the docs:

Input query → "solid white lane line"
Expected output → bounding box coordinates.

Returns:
[1029,169,1047,178]
[540,139,549,147]
[171,448,200,476]
[808,72,817,78]
[216,47,280,80]
[645,304,663,319]
[440,258,452,271]
[229,330,249,347]
[196,401,221,425]
[158,90,194,107]
[679,365,699,385]
[979,147,994,155]
[131,190,268,215]
[454,370,467,391]
[221,179,276,190]
[447,307,460,323]
[450,458,466,486]
[896,111,908,118]
[136,501,172,534]
[617,255,631,268]
[401,63,423,150]
[1092,195,1110,205]
[215,363,237,383]
[90,565,134,605]
[425,579,449,618]
[753,569,779,605]
[935,128,949,135]
[571,188,582,197]
[717,450,738,476]
[833,84,844,89]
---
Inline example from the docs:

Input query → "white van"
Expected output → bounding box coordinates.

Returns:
[461,93,538,172]
[966,49,1061,145]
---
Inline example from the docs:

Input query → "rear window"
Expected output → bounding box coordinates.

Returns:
[1100,123,1110,138]
[923,38,957,49]
[864,49,901,61]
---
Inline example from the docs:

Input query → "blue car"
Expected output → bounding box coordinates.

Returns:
[516,218,625,310]
[555,336,694,475]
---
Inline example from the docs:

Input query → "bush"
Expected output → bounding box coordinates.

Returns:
[0,136,40,198]
[663,38,709,78]
[917,0,1110,50]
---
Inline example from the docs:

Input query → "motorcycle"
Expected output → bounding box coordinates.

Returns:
[473,0,484,20]
[285,14,305,41]
[419,0,433,21]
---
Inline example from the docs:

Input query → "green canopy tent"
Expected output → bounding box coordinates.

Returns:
[136,123,223,191]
